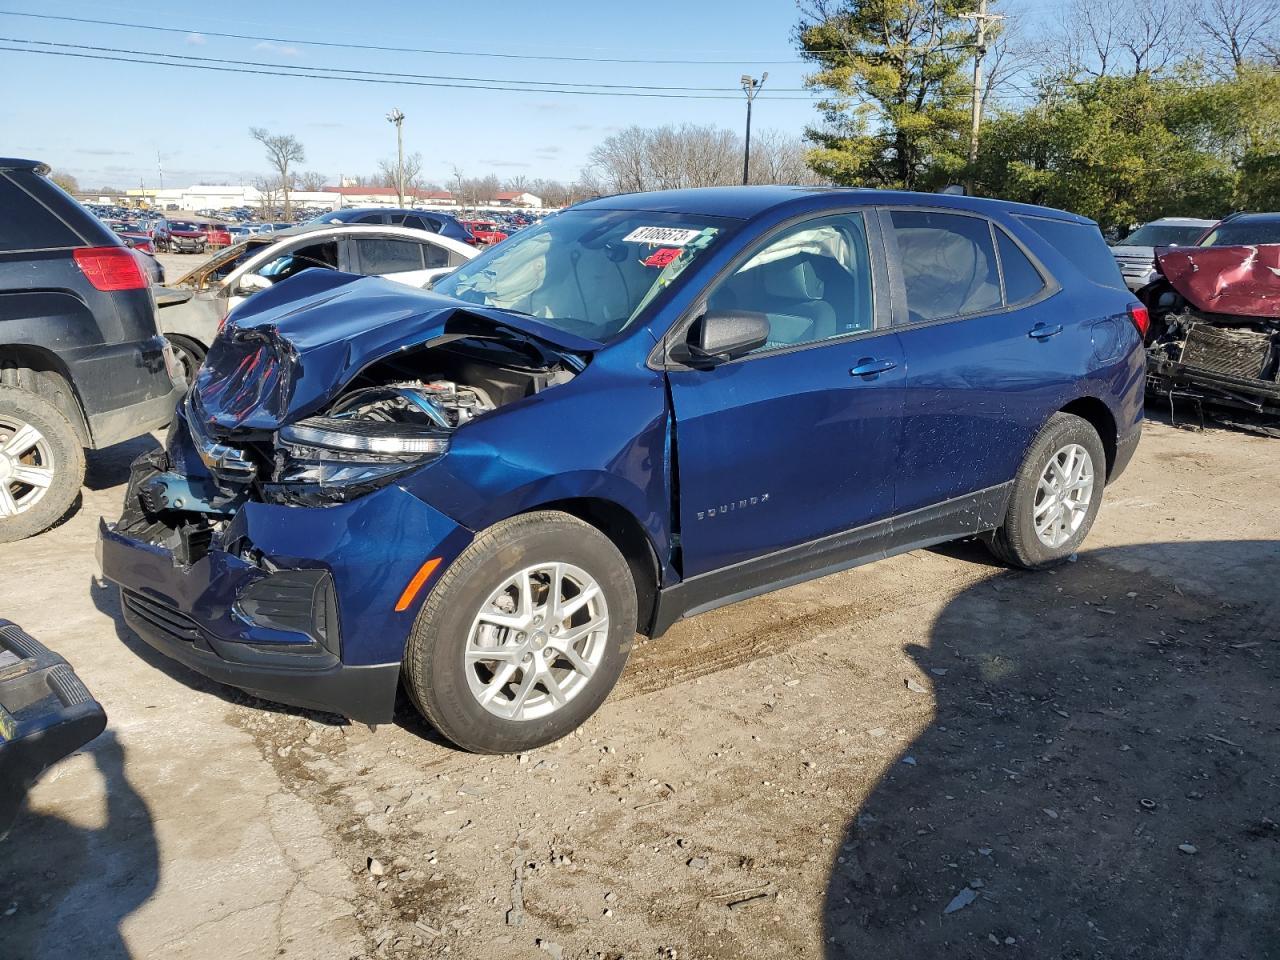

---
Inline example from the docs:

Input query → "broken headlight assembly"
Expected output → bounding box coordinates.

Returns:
[276,417,450,489]
[269,381,490,501]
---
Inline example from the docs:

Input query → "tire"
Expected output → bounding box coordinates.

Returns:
[984,412,1107,569]
[0,386,86,544]
[404,511,637,754]
[167,336,206,385]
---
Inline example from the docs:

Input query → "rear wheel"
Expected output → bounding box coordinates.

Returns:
[984,413,1106,569]
[404,511,636,754]
[0,387,85,543]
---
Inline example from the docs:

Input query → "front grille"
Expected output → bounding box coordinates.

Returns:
[1180,324,1274,381]
[122,591,201,643]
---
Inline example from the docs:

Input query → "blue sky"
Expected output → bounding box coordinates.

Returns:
[3,0,829,189]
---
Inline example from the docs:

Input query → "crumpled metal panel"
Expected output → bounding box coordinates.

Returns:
[192,270,598,432]
[1156,244,1280,318]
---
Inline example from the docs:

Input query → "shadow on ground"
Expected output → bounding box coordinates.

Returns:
[0,731,158,960]
[824,539,1280,959]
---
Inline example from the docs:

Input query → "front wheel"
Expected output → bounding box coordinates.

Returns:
[403,511,636,754]
[984,412,1107,569]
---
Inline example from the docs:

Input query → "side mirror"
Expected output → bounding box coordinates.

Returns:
[674,310,770,366]
[235,273,271,296]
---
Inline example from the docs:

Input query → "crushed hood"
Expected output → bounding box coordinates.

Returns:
[1156,244,1280,318]
[191,270,599,432]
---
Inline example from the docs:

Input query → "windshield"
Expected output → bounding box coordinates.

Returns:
[1200,219,1280,246]
[169,221,200,232]
[432,209,731,341]
[1121,223,1208,247]
[175,239,271,288]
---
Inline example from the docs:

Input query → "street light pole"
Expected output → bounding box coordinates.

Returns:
[740,73,767,186]
[961,2,1004,193]
[386,108,406,205]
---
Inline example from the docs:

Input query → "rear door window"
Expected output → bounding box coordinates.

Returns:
[422,242,452,269]
[0,172,82,251]
[355,237,426,273]
[1015,215,1126,291]
[888,210,1002,323]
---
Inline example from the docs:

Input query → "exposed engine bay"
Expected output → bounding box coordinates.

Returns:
[1142,245,1280,434]
[116,328,584,568]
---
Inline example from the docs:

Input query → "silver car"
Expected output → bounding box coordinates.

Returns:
[1110,217,1216,291]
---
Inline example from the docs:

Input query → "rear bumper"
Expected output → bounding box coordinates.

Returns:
[1111,420,1142,482]
[68,334,184,447]
[87,381,184,448]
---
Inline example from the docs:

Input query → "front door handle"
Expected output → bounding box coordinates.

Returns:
[850,357,898,377]
[1028,322,1064,340]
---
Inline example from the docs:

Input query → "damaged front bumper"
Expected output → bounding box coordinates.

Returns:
[97,453,473,723]
[1145,321,1280,418]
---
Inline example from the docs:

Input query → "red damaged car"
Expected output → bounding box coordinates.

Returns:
[1142,212,1280,432]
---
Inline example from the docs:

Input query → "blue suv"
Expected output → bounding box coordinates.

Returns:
[98,187,1145,753]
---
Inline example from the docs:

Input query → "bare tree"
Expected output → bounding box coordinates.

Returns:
[1044,0,1193,78]
[252,175,282,217]
[747,130,826,185]
[587,124,756,193]
[297,170,328,192]
[377,152,425,197]
[1196,0,1280,73]
[249,127,305,219]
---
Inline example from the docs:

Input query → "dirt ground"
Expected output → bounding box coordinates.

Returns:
[1,408,1277,960]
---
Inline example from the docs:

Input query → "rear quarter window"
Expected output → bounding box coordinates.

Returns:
[0,171,83,251]
[1015,215,1127,291]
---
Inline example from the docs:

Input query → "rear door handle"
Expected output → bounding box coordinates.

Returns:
[850,358,898,377]
[1028,323,1064,340]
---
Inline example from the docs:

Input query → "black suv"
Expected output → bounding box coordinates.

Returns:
[0,159,183,542]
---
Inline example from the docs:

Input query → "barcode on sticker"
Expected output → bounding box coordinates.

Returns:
[622,226,702,246]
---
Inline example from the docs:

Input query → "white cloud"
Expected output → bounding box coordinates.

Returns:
[253,41,301,58]
[185,32,207,45]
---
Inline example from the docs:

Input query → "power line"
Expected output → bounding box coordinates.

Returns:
[0,9,814,65]
[1,35,820,93]
[0,42,821,100]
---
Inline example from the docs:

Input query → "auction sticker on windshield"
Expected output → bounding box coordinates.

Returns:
[622,226,704,246]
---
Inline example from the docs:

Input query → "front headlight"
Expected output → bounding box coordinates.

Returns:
[274,416,449,494]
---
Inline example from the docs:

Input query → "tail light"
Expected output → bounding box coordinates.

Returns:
[1127,303,1150,338]
[73,246,148,291]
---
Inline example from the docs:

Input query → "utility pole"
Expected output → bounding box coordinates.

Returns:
[961,1,1004,192]
[740,73,768,186]
[386,108,406,205]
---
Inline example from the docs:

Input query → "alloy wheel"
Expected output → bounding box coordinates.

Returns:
[464,561,610,722]
[0,416,56,518]
[1033,443,1095,548]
